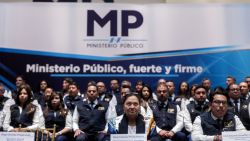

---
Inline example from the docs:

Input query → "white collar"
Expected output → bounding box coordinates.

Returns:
[88,99,98,105]
[230,98,240,103]
[211,112,223,120]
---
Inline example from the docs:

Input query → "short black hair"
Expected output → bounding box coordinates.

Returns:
[64,77,73,84]
[227,75,236,82]
[122,92,141,105]
[210,91,228,103]
[69,81,79,89]
[193,85,206,93]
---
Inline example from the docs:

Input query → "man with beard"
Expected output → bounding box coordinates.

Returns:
[63,82,83,115]
[150,84,186,141]
[183,86,210,133]
[109,79,120,95]
[192,92,246,141]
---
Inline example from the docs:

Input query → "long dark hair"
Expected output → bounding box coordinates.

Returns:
[122,92,141,105]
[140,84,153,110]
[140,84,153,101]
[177,81,190,99]
[16,84,36,116]
[16,84,33,107]
[43,92,68,119]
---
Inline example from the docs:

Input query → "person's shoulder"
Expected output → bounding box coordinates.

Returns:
[98,100,109,108]
[225,111,235,119]
[115,114,124,124]
[199,111,209,118]
[10,103,18,109]
[29,102,38,109]
[5,98,15,105]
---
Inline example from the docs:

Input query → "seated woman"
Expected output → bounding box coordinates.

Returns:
[110,93,145,134]
[43,92,72,141]
[3,84,41,132]
[139,84,155,130]
[175,81,190,110]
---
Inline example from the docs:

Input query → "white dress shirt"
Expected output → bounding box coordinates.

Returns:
[230,98,240,112]
[31,99,45,129]
[140,103,153,130]
[65,111,73,129]
[182,109,193,133]
[192,113,246,141]
[182,100,209,133]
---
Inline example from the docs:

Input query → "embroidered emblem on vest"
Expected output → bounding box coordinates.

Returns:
[242,105,248,109]
[98,107,105,110]
[224,121,234,128]
[167,108,175,113]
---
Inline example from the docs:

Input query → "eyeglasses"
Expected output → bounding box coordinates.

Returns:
[195,91,206,94]
[230,88,240,91]
[213,100,227,106]
[157,90,167,93]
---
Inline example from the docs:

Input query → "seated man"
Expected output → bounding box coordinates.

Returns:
[150,84,187,141]
[183,85,210,133]
[73,84,110,141]
[63,82,83,116]
[192,92,246,141]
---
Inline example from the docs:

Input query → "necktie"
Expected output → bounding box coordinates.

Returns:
[168,96,172,102]
[217,119,223,134]
[90,102,95,109]
[234,100,239,114]
[159,102,166,109]
[196,105,202,112]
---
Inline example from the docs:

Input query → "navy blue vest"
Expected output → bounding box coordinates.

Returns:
[39,97,49,111]
[186,101,210,123]
[10,104,36,128]
[99,92,113,103]
[200,112,236,135]
[152,101,177,131]
[227,100,239,116]
[45,110,66,132]
[64,95,83,115]
[239,98,250,130]
[114,94,124,116]
[77,100,108,134]
[118,114,145,134]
